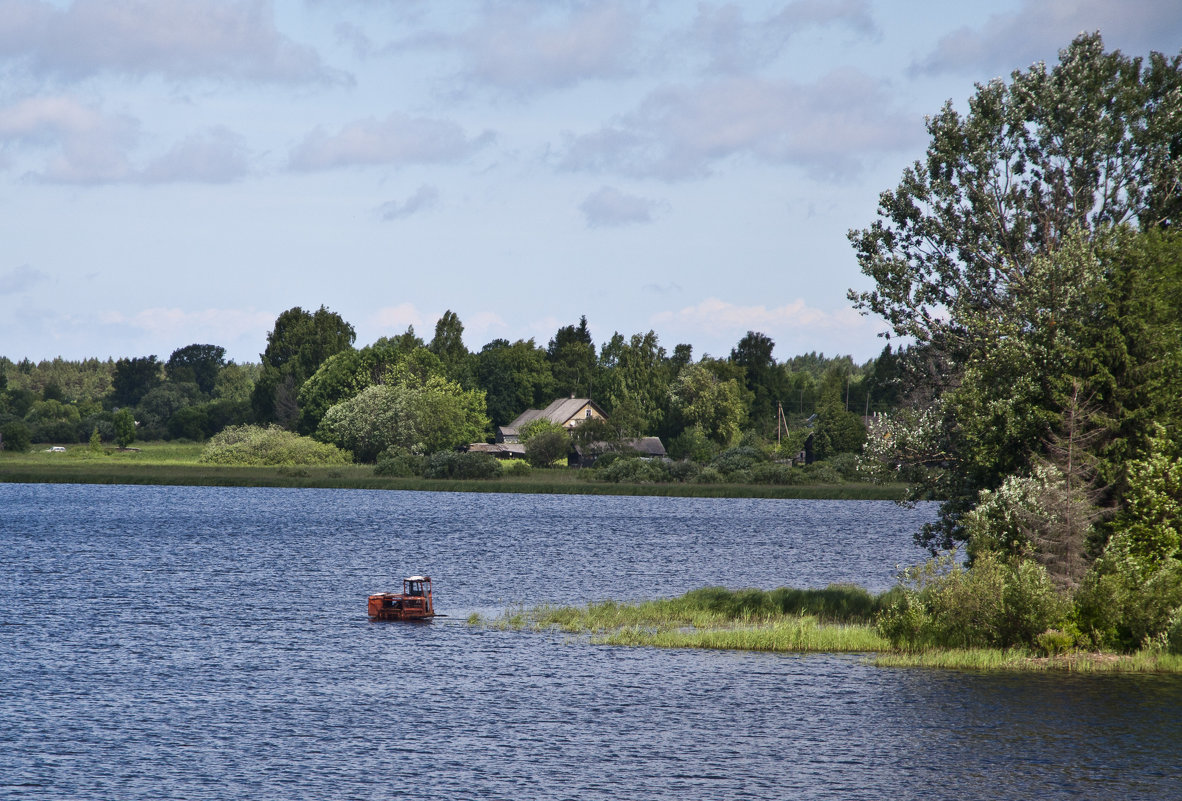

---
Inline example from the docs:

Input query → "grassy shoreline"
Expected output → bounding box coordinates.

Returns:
[0,443,907,499]
[468,592,1182,674]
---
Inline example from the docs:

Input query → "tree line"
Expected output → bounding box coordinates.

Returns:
[0,311,899,464]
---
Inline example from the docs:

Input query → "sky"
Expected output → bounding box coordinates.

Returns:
[2,1,1181,366]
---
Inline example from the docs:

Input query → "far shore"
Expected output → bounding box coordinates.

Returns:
[0,442,909,500]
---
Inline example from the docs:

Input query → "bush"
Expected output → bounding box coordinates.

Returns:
[374,447,425,478]
[596,457,668,484]
[803,461,844,484]
[876,551,1070,650]
[665,460,701,483]
[422,451,503,479]
[710,446,767,476]
[750,462,804,485]
[694,466,724,484]
[0,420,32,452]
[200,424,352,466]
[524,429,570,468]
[827,452,863,481]
[502,459,531,477]
[1074,549,1182,652]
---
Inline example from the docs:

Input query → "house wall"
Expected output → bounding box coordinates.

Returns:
[562,403,605,428]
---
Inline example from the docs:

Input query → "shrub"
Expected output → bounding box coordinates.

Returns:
[876,551,1070,650]
[827,452,863,481]
[374,447,425,478]
[710,446,767,476]
[422,451,503,479]
[200,424,351,466]
[803,461,844,484]
[1074,547,1182,651]
[1,420,33,452]
[694,466,723,484]
[502,459,531,477]
[750,462,804,485]
[524,429,570,468]
[597,457,668,484]
[665,460,702,483]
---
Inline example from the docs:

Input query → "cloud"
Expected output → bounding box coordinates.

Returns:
[0,95,138,183]
[370,303,428,335]
[652,297,869,336]
[911,0,1182,76]
[0,264,48,295]
[97,307,275,345]
[0,97,254,184]
[377,185,439,221]
[139,127,251,184]
[686,0,878,74]
[288,113,494,171]
[384,2,643,96]
[0,0,341,84]
[579,186,663,227]
[560,70,918,181]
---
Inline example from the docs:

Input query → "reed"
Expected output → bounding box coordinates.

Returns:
[598,618,889,653]
[873,649,1182,673]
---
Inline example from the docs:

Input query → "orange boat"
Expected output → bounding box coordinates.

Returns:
[368,576,436,621]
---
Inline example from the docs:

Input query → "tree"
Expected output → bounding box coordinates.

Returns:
[667,363,747,447]
[110,356,162,407]
[850,34,1182,552]
[113,408,136,448]
[599,330,670,437]
[519,419,570,468]
[475,339,556,427]
[166,344,226,394]
[548,316,598,398]
[252,306,355,427]
[429,310,474,387]
[850,33,1182,353]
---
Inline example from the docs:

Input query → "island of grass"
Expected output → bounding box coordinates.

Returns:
[467,585,1182,674]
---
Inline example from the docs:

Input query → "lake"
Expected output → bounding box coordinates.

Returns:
[2,483,1180,799]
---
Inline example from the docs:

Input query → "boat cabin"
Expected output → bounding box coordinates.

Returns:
[368,575,435,621]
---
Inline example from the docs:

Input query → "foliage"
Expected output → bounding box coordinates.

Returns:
[373,446,425,478]
[1,420,32,452]
[165,344,226,394]
[523,428,570,468]
[475,338,556,427]
[110,356,162,407]
[666,425,719,464]
[1105,424,1182,568]
[548,316,598,398]
[876,551,1070,650]
[667,363,747,447]
[200,424,350,466]
[252,305,355,427]
[421,451,503,479]
[501,458,531,477]
[599,330,670,437]
[318,377,489,462]
[113,408,136,448]
[595,456,669,484]
[710,445,767,476]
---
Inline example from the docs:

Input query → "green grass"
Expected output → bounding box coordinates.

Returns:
[0,444,907,498]
[469,589,1182,673]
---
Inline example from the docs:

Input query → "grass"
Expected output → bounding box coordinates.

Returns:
[469,588,1182,673]
[0,443,908,499]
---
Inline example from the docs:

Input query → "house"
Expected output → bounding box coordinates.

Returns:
[496,397,608,443]
[464,441,527,460]
[570,436,667,468]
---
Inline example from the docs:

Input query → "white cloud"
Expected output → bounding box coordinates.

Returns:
[369,303,428,335]
[288,113,493,171]
[912,0,1182,76]
[0,0,341,83]
[652,297,869,334]
[579,186,663,227]
[0,264,48,295]
[686,0,878,74]
[560,70,918,181]
[99,306,274,339]
[139,127,251,184]
[377,185,439,221]
[0,95,139,183]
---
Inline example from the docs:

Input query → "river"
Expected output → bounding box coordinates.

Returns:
[2,483,1179,799]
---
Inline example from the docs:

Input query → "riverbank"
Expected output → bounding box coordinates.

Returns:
[0,443,908,499]
[468,589,1182,674]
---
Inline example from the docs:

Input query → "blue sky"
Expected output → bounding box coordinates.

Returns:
[2,0,1180,365]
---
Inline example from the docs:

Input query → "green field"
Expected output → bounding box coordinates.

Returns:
[0,442,908,499]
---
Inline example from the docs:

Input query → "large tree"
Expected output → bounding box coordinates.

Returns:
[110,356,162,408]
[165,344,226,394]
[547,315,598,398]
[475,338,556,426]
[851,34,1182,553]
[252,306,355,428]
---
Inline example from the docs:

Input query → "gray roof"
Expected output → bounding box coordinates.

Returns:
[507,398,604,429]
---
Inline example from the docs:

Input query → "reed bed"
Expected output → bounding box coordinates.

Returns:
[874,649,1182,673]
[598,618,889,653]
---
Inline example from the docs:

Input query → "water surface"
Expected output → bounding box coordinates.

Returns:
[3,484,1179,799]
